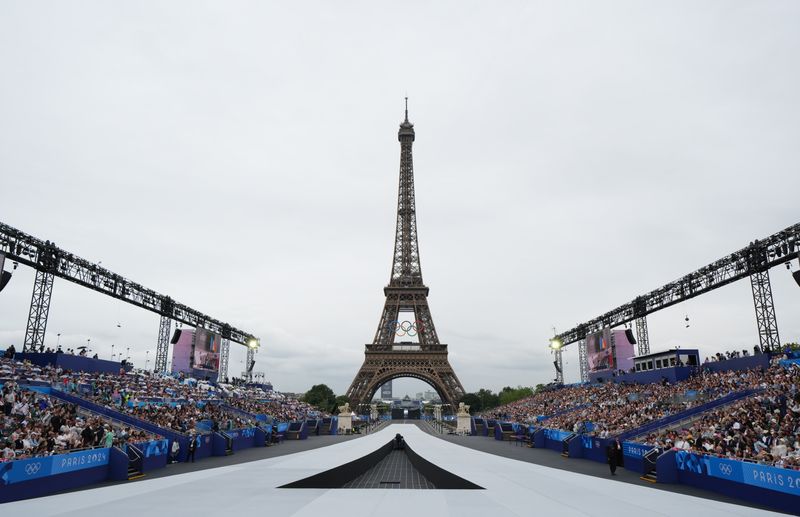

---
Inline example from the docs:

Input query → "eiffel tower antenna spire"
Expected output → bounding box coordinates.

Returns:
[404,96,408,121]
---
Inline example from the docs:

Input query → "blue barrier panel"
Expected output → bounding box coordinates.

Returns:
[533,429,545,448]
[135,439,169,472]
[254,427,267,446]
[580,436,613,463]
[227,428,257,451]
[567,435,583,458]
[194,433,214,460]
[0,449,114,503]
[656,449,677,483]
[330,417,338,435]
[543,429,570,452]
[109,446,129,481]
[1,448,110,485]
[622,442,652,473]
[674,451,798,515]
[703,353,770,373]
[15,352,124,374]
[212,433,229,456]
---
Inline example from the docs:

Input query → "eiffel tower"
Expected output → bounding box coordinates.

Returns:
[345,101,466,408]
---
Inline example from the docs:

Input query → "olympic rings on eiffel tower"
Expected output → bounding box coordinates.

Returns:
[386,320,425,337]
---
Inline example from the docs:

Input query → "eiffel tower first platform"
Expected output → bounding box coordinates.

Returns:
[345,102,466,408]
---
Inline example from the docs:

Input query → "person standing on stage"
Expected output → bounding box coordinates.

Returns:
[188,432,197,463]
[607,439,622,475]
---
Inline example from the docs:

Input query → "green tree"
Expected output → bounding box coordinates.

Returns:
[476,388,500,411]
[498,386,533,406]
[302,384,336,411]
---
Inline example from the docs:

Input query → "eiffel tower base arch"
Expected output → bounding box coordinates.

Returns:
[346,346,464,408]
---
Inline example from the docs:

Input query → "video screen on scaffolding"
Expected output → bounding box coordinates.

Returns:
[193,327,221,372]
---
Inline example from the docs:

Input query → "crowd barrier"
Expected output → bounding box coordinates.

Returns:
[659,450,799,515]
[0,447,129,503]
[14,352,128,375]
[702,353,770,373]
[591,366,695,384]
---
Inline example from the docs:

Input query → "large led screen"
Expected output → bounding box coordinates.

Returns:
[170,330,194,374]
[586,328,613,372]
[193,328,221,372]
[611,329,636,372]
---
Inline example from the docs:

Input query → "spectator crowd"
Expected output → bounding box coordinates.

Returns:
[485,358,800,469]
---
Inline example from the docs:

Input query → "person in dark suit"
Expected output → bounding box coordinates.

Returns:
[188,433,197,463]
[607,439,622,475]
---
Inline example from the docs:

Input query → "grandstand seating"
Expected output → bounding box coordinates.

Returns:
[0,355,332,503]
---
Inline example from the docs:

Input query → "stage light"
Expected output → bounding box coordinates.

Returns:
[549,338,563,350]
[248,338,259,349]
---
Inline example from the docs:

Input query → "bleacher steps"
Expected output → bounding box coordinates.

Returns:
[127,467,145,481]
[640,472,657,483]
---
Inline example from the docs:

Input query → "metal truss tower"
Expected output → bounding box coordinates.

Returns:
[246,345,256,382]
[154,314,172,373]
[750,270,781,352]
[23,269,54,352]
[219,338,230,382]
[635,316,650,356]
[346,102,466,408]
[577,339,588,383]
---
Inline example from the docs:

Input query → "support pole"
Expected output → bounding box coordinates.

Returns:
[635,316,650,356]
[219,338,230,382]
[154,315,172,374]
[553,348,564,384]
[23,270,54,352]
[246,346,256,383]
[577,339,588,383]
[750,269,781,352]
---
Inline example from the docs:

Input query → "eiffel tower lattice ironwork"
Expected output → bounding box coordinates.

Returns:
[346,102,466,408]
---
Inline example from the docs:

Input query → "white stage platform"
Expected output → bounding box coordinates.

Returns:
[4,424,784,516]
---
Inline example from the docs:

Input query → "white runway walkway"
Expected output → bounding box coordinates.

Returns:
[4,424,784,517]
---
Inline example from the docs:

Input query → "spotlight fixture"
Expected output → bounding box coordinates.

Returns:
[549,338,563,350]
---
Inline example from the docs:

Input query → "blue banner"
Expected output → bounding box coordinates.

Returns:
[1,448,110,485]
[623,442,652,459]
[677,451,800,497]
[136,439,169,458]
[543,429,571,442]
[675,450,706,474]
[741,461,800,496]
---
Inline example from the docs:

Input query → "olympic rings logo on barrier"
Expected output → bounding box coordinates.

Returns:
[25,463,42,475]
[718,464,733,476]
[385,320,425,337]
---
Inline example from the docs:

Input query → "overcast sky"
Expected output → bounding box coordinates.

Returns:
[1,1,799,397]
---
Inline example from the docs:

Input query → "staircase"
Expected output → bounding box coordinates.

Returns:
[561,433,577,458]
[126,445,146,481]
[639,448,660,483]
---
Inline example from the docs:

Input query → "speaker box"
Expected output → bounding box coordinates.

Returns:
[793,270,800,288]
[553,360,561,373]
[625,328,637,345]
[0,271,11,293]
[171,329,182,344]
